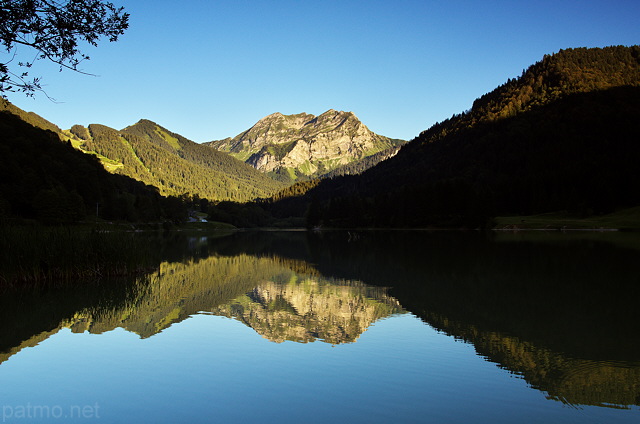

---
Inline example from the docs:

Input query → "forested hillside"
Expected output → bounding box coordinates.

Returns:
[0,107,189,224]
[319,145,402,179]
[267,46,640,228]
[69,119,287,202]
[418,46,640,144]
[0,101,63,134]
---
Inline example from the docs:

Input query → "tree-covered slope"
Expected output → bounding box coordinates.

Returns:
[287,46,640,228]
[0,106,188,224]
[418,45,640,143]
[0,101,63,134]
[69,119,287,202]
[319,145,402,179]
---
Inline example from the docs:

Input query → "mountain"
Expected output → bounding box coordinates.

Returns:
[263,46,640,228]
[205,109,405,181]
[0,101,190,224]
[67,119,287,202]
[0,101,287,217]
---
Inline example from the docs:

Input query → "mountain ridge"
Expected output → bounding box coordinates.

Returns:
[205,109,405,181]
[66,118,287,202]
[1,99,289,204]
[0,104,193,224]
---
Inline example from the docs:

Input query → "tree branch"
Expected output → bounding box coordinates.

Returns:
[0,0,128,97]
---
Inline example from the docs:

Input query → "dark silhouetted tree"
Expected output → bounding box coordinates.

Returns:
[0,0,129,97]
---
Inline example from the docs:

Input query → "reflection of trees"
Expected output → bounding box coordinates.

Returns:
[304,231,640,408]
[1,231,639,409]
[70,255,292,338]
[0,253,269,363]
[220,230,640,408]
[0,251,402,366]
[76,255,401,343]
[425,312,640,409]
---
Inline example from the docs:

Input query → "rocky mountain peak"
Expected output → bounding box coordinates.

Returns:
[206,109,404,181]
[258,112,284,122]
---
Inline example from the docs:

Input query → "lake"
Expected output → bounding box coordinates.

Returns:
[0,230,639,423]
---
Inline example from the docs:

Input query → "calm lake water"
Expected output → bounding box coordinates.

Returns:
[0,230,639,423]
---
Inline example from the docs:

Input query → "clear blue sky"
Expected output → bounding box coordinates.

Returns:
[7,0,640,142]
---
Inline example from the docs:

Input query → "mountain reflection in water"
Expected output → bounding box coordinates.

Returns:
[211,278,403,344]
[0,249,403,358]
[0,230,639,412]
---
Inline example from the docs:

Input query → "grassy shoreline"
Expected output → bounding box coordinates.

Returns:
[0,220,240,287]
[2,207,638,286]
[493,207,640,231]
[0,226,158,287]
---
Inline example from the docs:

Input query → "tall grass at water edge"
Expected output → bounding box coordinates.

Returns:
[0,226,157,287]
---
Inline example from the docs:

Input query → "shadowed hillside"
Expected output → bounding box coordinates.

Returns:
[0,106,189,224]
[260,46,640,228]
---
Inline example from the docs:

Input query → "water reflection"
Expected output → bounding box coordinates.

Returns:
[0,230,639,412]
[425,311,640,408]
[211,278,403,344]
[0,248,403,360]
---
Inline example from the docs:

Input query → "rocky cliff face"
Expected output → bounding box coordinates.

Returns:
[206,110,404,180]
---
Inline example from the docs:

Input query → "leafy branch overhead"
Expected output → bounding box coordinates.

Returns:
[0,0,129,96]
